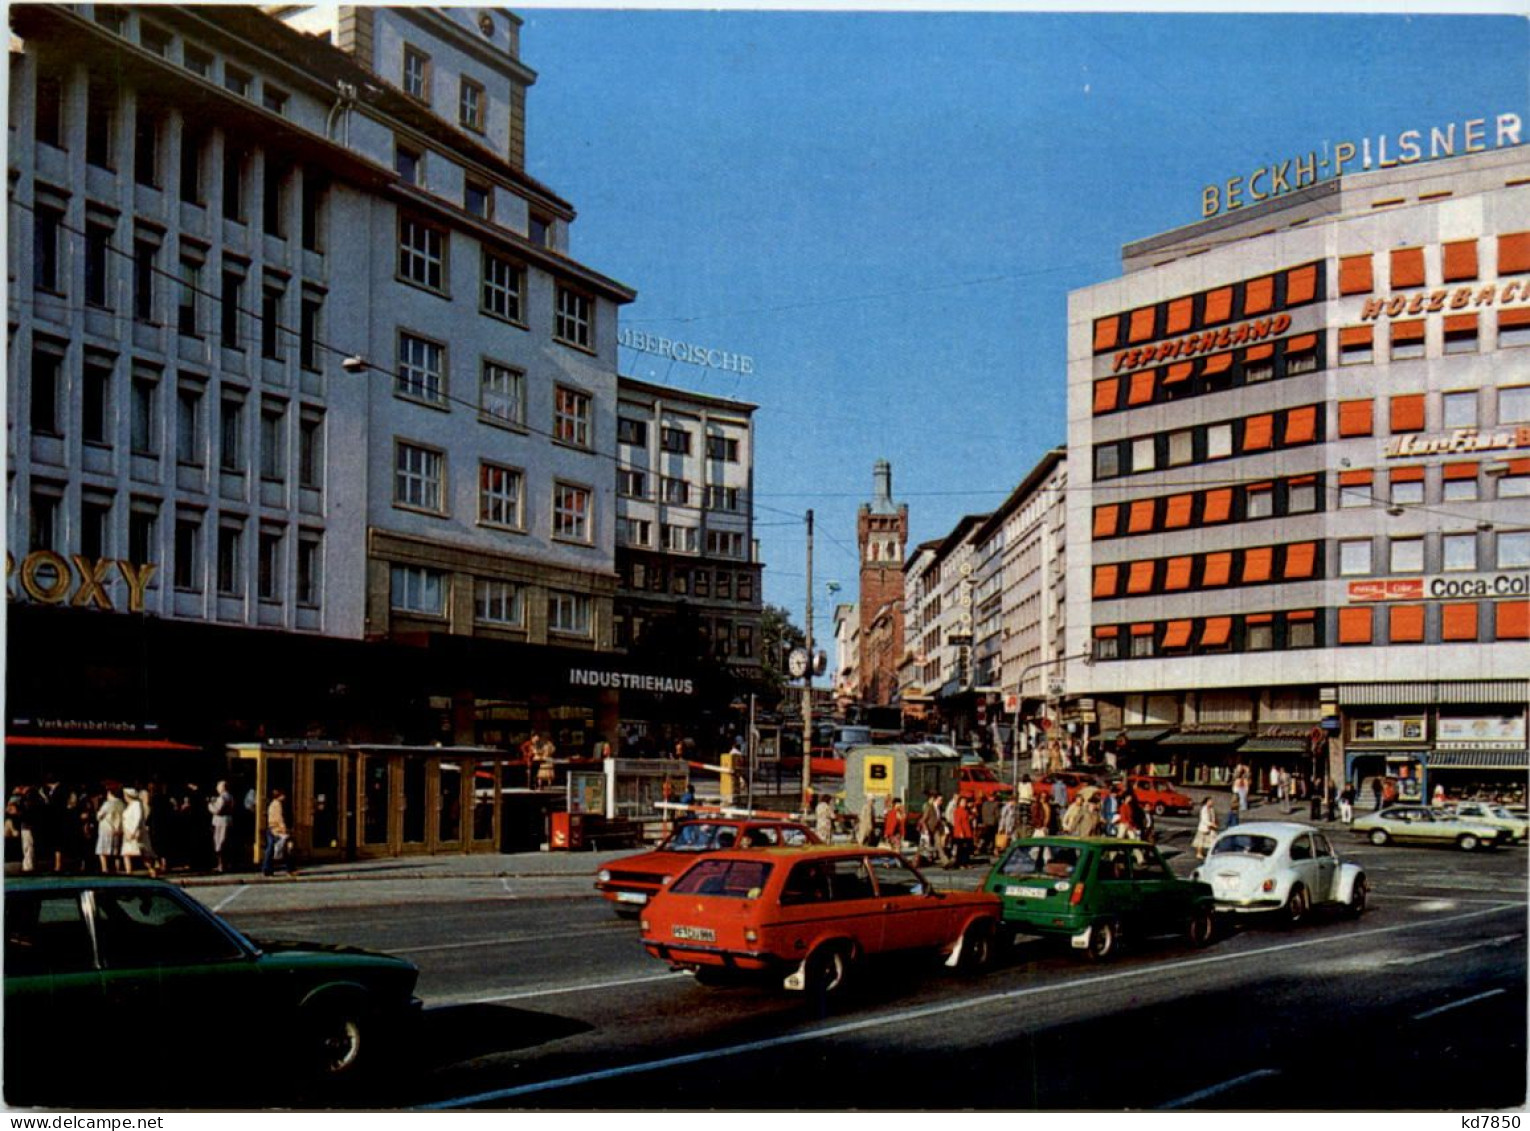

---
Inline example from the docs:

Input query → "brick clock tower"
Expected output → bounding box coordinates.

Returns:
[856,460,908,706]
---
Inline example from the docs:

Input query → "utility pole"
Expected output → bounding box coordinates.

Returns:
[802,509,814,812]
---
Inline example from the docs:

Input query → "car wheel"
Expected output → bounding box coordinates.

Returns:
[957,920,996,973]
[1186,905,1216,948]
[1457,833,1480,852]
[1347,877,1368,917]
[1085,919,1119,961]
[805,943,853,998]
[1286,884,1309,927]
[1153,802,1167,817]
[1369,829,1390,846]
[302,997,369,1082]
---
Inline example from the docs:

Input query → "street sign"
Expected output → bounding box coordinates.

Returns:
[1004,693,1019,714]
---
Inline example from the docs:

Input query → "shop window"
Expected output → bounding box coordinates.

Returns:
[1339,326,1374,365]
[1389,604,1425,643]
[1338,607,1374,645]
[1389,394,1426,434]
[1390,320,1426,361]
[1390,247,1425,289]
[1441,602,1478,641]
[1338,255,1373,295]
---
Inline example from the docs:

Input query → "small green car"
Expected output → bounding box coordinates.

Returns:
[981,836,1217,960]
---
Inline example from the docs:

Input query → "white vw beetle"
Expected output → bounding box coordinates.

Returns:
[1191,821,1367,925]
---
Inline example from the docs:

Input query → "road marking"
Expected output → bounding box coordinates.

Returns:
[1159,1069,1281,1110]
[419,901,1524,1109]
[1412,988,1509,1021]
[430,972,683,1008]
[1384,934,1522,966]
[210,885,248,913]
[393,924,626,955]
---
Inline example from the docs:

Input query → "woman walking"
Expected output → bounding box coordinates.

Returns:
[95,785,125,874]
[1192,796,1219,860]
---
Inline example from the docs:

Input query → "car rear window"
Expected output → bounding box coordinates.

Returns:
[998,843,1081,880]
[1208,834,1277,857]
[670,859,772,898]
[662,823,737,852]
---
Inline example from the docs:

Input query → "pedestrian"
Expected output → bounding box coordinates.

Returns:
[1193,796,1219,860]
[997,795,1018,853]
[882,798,905,853]
[979,794,1000,856]
[1432,781,1446,807]
[1116,790,1138,840]
[856,795,877,846]
[1325,780,1338,822]
[1061,792,1088,836]
[95,785,125,874]
[8,785,38,873]
[1050,775,1069,814]
[814,794,835,843]
[1101,786,1120,836]
[261,788,295,877]
[120,787,148,875]
[1340,782,1356,824]
[1029,791,1050,840]
[1370,776,1383,810]
[1279,768,1294,813]
[536,734,558,790]
[208,780,235,873]
[1234,772,1250,813]
[950,796,975,868]
[917,792,942,865]
[38,774,69,873]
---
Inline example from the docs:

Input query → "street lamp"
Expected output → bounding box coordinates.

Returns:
[1010,650,1093,790]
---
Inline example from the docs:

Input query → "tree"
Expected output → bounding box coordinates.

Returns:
[757,603,806,707]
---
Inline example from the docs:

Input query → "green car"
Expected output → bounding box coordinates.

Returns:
[5,876,422,1107]
[981,836,1217,960]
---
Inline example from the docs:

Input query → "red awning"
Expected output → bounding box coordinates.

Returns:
[6,737,203,751]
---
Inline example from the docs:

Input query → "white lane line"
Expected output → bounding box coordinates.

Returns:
[210,885,248,913]
[1384,934,1522,966]
[1160,1069,1281,1110]
[1412,988,1508,1020]
[392,924,627,955]
[430,972,683,1008]
[419,900,1524,1110]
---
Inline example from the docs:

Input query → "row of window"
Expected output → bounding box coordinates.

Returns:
[1337,529,1528,577]
[1094,402,1325,480]
[1336,234,1530,296]
[1092,261,1324,356]
[389,563,593,638]
[1092,331,1321,416]
[1093,598,1529,660]
[400,40,489,138]
[1336,307,1530,365]
[618,557,758,603]
[616,418,742,461]
[393,441,593,545]
[615,470,744,513]
[615,518,748,559]
[613,610,757,660]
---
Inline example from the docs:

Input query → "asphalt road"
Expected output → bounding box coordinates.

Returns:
[213,829,1530,1112]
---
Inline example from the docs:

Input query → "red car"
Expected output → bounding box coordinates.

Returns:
[1123,774,1194,816]
[595,818,820,916]
[640,846,1001,995]
[1038,770,1108,804]
[959,763,1011,802]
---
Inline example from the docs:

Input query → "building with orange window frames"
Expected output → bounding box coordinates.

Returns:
[1068,146,1530,802]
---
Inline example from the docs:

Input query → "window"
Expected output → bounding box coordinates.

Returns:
[390,564,445,615]
[553,483,592,542]
[220,269,244,350]
[618,418,648,446]
[175,385,202,465]
[301,173,325,252]
[662,477,691,505]
[1339,540,1373,576]
[180,128,205,205]
[134,240,157,322]
[128,505,157,567]
[395,442,444,513]
[1498,531,1530,570]
[1205,423,1233,460]
[178,255,201,337]
[86,72,116,169]
[617,469,647,498]
[1390,320,1426,361]
[459,77,486,132]
[1167,429,1193,467]
[1129,629,1155,658]
[222,144,246,222]
[465,179,492,219]
[1247,617,1274,652]
[398,217,445,291]
[30,348,62,436]
[1094,445,1120,479]
[555,287,592,349]
[1442,391,1477,430]
[259,400,285,482]
[34,68,64,148]
[223,66,252,99]
[1391,469,1425,506]
[1444,314,1479,355]
[173,515,201,590]
[1337,399,1374,438]
[475,580,523,626]
[134,107,159,187]
[1441,603,1479,642]
[258,527,283,601]
[1287,614,1317,649]
[299,292,322,372]
[706,435,740,462]
[1288,478,1318,514]
[397,333,446,405]
[262,86,289,115]
[554,386,592,448]
[263,160,288,237]
[481,252,523,321]
[84,361,112,446]
[395,141,422,185]
[1389,605,1426,644]
[478,463,522,528]
[1338,606,1374,646]
[480,361,524,426]
[1390,394,1426,434]
[707,530,745,559]
[296,532,321,606]
[1390,538,1424,574]
[131,373,158,454]
[33,206,62,292]
[1443,533,1477,572]
[616,517,651,547]
[29,490,60,554]
[1339,326,1374,366]
[402,45,431,101]
[661,427,692,455]
[663,523,698,553]
[1501,386,1530,424]
[216,521,243,596]
[1246,483,1274,519]
[218,394,243,472]
[80,496,110,560]
[548,591,592,637]
[85,222,112,309]
[706,485,741,512]
[529,212,552,247]
[298,410,324,490]
[1443,465,1478,502]
[1130,437,1156,473]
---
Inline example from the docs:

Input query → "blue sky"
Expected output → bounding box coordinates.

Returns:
[518,7,1529,647]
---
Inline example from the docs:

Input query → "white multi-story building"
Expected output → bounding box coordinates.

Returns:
[1068,142,1530,799]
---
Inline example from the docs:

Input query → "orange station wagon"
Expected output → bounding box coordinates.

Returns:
[640,847,1002,995]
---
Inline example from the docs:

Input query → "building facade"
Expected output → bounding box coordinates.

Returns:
[1068,144,1530,801]
[855,460,907,706]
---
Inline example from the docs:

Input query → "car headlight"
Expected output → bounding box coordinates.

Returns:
[597,869,611,883]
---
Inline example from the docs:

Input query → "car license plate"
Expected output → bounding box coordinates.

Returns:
[672,924,716,942]
[615,891,648,905]
[1004,886,1047,899]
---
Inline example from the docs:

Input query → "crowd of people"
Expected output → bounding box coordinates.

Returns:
[5,774,257,876]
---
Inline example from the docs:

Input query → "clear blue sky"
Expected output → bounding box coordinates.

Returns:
[518,6,1529,647]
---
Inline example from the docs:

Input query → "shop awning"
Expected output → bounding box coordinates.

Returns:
[1158,732,1249,748]
[1115,726,1171,743]
[1428,749,1530,770]
[6,737,203,752]
[1238,737,1309,755]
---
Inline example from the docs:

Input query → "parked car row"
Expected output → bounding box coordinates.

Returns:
[1352,805,1514,851]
